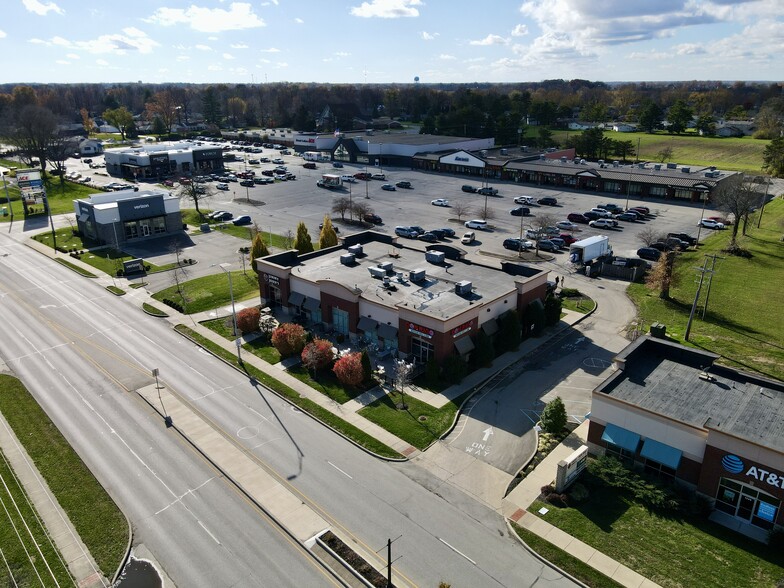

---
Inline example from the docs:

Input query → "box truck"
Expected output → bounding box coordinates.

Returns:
[569,235,612,264]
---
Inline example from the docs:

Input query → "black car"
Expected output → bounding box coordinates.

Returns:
[435,227,455,238]
[649,242,671,252]
[510,206,530,217]
[461,185,477,193]
[583,210,603,221]
[637,247,661,261]
[503,238,528,251]
[667,232,697,246]
[537,239,559,252]
[429,228,449,240]
[239,179,254,187]
[417,232,439,243]
[478,186,499,196]
[396,181,412,189]
[538,197,558,206]
[363,213,382,224]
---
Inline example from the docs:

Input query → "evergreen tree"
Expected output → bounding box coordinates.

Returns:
[360,350,373,383]
[540,397,567,435]
[250,232,269,265]
[497,310,521,352]
[522,301,546,337]
[638,100,663,133]
[544,294,563,326]
[319,215,339,248]
[202,86,222,126]
[293,221,314,254]
[473,331,494,368]
[666,100,693,134]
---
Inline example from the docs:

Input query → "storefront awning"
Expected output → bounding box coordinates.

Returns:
[357,316,378,332]
[303,296,321,312]
[287,292,305,306]
[454,336,475,356]
[601,423,640,453]
[481,319,499,336]
[377,323,398,340]
[641,438,682,470]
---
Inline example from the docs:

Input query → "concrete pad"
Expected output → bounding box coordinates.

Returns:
[235,467,282,495]
[562,537,595,561]
[639,579,663,588]
[221,454,262,481]
[611,565,651,588]
[448,459,511,511]
[515,513,551,534]
[278,503,329,542]
[586,550,621,577]
[539,524,576,550]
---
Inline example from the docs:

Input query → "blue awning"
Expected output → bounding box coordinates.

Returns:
[641,438,682,470]
[601,423,640,453]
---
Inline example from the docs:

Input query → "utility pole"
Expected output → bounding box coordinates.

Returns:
[701,254,723,319]
[685,256,710,341]
[757,176,771,229]
[377,535,402,588]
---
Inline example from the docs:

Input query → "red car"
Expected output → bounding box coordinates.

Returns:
[353,171,372,180]
[707,215,731,225]
[559,234,578,245]
[567,213,589,224]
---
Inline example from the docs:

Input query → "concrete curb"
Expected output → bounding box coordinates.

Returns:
[110,515,134,585]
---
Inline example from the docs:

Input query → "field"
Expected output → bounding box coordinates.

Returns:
[0,175,102,221]
[152,270,261,313]
[550,130,768,173]
[628,198,784,380]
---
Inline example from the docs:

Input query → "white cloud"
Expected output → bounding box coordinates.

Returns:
[96,59,109,66]
[439,54,456,60]
[334,51,350,57]
[195,44,212,51]
[28,31,158,54]
[223,53,234,60]
[350,0,422,19]
[55,59,69,65]
[176,55,190,62]
[207,64,223,71]
[29,38,46,44]
[146,2,266,33]
[22,0,64,16]
[469,34,508,46]
[675,43,705,55]
[231,43,249,49]
[294,18,304,24]
[259,47,280,53]
[511,24,528,37]
[207,36,219,41]
[421,31,438,41]
[66,53,79,59]
[0,30,6,39]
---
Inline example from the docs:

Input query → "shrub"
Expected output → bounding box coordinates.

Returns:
[360,350,373,383]
[540,397,567,435]
[236,307,261,334]
[589,455,680,512]
[472,331,494,368]
[271,323,307,357]
[522,300,546,337]
[568,483,589,503]
[544,492,569,507]
[442,354,467,384]
[333,352,364,387]
[301,338,335,374]
[559,287,581,298]
[543,294,562,326]
[540,484,556,497]
[496,310,521,352]
[768,527,784,551]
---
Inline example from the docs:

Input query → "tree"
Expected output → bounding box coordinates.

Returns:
[333,352,364,387]
[351,200,372,222]
[695,114,716,136]
[236,307,261,334]
[666,100,693,134]
[762,137,784,178]
[637,226,665,247]
[293,221,314,254]
[473,205,496,221]
[537,127,553,149]
[496,310,521,352]
[638,100,663,133]
[360,349,373,383]
[530,213,556,255]
[259,314,277,343]
[177,181,213,218]
[522,300,546,337]
[331,196,351,221]
[753,97,784,139]
[103,106,134,140]
[655,146,674,163]
[226,97,247,128]
[574,127,604,159]
[7,104,58,170]
[711,174,763,251]
[271,323,307,357]
[145,90,179,136]
[645,250,678,299]
[80,107,95,136]
[250,231,270,265]
[46,135,75,192]
[442,355,467,384]
[301,338,335,375]
[543,294,562,326]
[613,140,636,162]
[473,331,494,368]
[202,86,222,126]
[452,200,470,221]
[319,215,339,248]
[540,397,567,435]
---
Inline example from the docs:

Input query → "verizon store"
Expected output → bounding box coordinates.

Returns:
[588,336,784,538]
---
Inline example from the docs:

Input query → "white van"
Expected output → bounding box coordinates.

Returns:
[340,175,356,183]
[464,219,488,230]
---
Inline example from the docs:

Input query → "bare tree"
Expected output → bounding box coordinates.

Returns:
[656,146,674,163]
[711,174,762,251]
[452,200,470,221]
[176,181,214,219]
[331,196,351,221]
[46,135,75,193]
[637,226,665,247]
[645,250,678,299]
[6,104,59,170]
[351,200,372,222]
[145,90,179,136]
[394,359,414,410]
[529,213,557,255]
[473,206,496,221]
[169,239,189,310]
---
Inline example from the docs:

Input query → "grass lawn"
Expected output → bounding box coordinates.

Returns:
[359,389,471,450]
[200,317,281,363]
[54,257,97,277]
[530,484,784,588]
[287,365,374,404]
[152,270,260,314]
[0,178,103,222]
[560,293,595,314]
[0,375,128,577]
[549,130,768,173]
[175,325,401,458]
[627,198,784,381]
[142,302,168,317]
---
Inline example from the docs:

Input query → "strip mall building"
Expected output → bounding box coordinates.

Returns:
[255,231,549,364]
[588,337,784,538]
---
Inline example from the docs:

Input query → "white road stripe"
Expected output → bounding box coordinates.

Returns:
[438,538,476,565]
[327,461,353,479]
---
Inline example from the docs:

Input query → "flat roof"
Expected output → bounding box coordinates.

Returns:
[280,237,535,321]
[598,337,784,453]
[353,134,476,146]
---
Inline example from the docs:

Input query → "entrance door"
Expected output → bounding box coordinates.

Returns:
[140,222,151,237]
[737,495,755,521]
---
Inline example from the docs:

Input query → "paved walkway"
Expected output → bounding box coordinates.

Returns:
[17,233,662,588]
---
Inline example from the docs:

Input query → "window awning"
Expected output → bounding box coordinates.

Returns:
[641,438,682,470]
[303,296,320,312]
[454,336,475,356]
[601,423,640,453]
[287,291,305,306]
[481,319,499,336]
[357,316,378,332]
[377,323,398,340]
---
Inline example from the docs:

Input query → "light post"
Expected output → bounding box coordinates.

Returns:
[215,263,242,363]
[695,188,709,245]
[1,167,12,221]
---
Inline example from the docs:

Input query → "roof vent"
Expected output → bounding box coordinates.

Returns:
[409,268,426,282]
[368,266,386,279]
[698,371,716,382]
[654,164,661,171]
[560,156,567,163]
[455,280,473,296]
[613,160,619,167]
[340,253,355,266]
[638,163,646,169]
[666,162,677,169]
[378,261,394,274]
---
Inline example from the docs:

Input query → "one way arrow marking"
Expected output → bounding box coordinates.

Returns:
[482,427,494,442]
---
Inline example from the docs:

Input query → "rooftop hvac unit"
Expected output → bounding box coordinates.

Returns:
[710,166,717,171]
[409,268,426,282]
[560,156,567,163]
[396,272,406,282]
[654,164,661,170]
[348,244,363,256]
[340,253,355,266]
[666,163,677,169]
[455,280,473,296]
[681,167,691,173]
[580,159,586,164]
[378,261,394,273]
[425,251,445,264]
[368,266,386,279]
[539,154,546,160]
[382,276,390,286]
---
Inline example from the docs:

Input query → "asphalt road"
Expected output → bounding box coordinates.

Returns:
[0,224,576,587]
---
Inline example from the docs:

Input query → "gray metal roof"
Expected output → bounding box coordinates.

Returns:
[598,337,784,453]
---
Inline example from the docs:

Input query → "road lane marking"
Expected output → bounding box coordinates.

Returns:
[327,461,353,479]
[198,520,221,544]
[438,537,476,565]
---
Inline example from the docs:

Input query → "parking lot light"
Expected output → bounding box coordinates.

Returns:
[213,263,242,363]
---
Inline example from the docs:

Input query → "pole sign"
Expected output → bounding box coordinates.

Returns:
[17,168,46,205]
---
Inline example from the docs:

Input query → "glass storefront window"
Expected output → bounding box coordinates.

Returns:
[715,477,780,530]
[411,337,433,363]
[332,308,349,335]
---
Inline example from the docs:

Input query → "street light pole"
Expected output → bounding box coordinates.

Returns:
[216,263,242,363]
[1,168,12,221]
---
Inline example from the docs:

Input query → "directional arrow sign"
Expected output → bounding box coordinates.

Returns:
[482,427,494,442]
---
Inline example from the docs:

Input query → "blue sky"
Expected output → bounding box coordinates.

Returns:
[2,0,782,84]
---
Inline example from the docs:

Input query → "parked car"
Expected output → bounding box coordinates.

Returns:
[637,247,662,261]
[363,213,383,224]
[514,195,536,205]
[667,232,697,245]
[381,183,396,191]
[303,162,317,169]
[216,182,229,190]
[261,170,275,176]
[272,158,285,164]
[395,181,412,189]
[583,211,604,221]
[354,172,371,180]
[556,221,578,231]
[629,206,650,216]
[248,159,260,164]
[663,237,689,250]
[464,219,488,230]
[698,218,725,229]
[559,234,578,245]
[435,227,455,238]
[429,228,449,240]
[503,238,530,251]
[549,237,566,249]
[589,218,618,228]
[461,185,478,193]
[332,162,344,168]
[417,232,439,243]
[478,186,499,196]
[371,173,386,181]
[589,207,613,218]
[431,199,450,207]
[567,213,589,224]
[340,175,356,183]
[461,231,476,244]
[537,239,559,252]
[510,206,530,217]
[232,215,252,226]
[239,179,255,187]
[395,226,418,238]
[614,212,638,222]
[538,196,558,206]
[213,211,233,221]
[598,203,623,213]
[707,215,731,225]
[649,242,671,252]
[208,210,229,219]
[409,226,426,235]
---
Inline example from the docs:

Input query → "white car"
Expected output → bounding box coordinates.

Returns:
[431,199,450,207]
[698,219,725,229]
[556,221,578,231]
[216,182,229,190]
[589,208,613,218]
[589,218,618,229]
[465,219,488,230]
[514,195,536,205]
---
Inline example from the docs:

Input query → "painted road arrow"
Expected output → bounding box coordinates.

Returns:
[482,427,494,441]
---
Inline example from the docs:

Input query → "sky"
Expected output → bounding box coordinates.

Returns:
[1,0,782,85]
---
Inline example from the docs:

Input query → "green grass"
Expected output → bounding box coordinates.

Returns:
[510,523,623,588]
[153,270,260,314]
[287,365,375,404]
[530,488,784,588]
[142,302,168,317]
[627,199,784,381]
[54,258,97,277]
[0,179,105,222]
[175,325,402,458]
[560,295,595,314]
[200,317,281,363]
[0,375,128,577]
[0,448,74,587]
[182,208,316,249]
[358,390,471,450]
[106,285,125,296]
[550,130,768,173]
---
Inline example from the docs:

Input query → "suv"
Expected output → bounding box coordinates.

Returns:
[503,238,529,251]
[589,207,613,218]
[303,162,317,169]
[478,186,499,196]
[461,185,477,193]
[567,213,589,224]
[461,231,476,244]
[395,226,418,238]
[396,181,412,189]
[464,219,488,230]
[371,172,386,181]
[354,172,371,180]
[667,232,697,246]
[538,196,558,206]
[598,203,623,213]
[514,195,535,205]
